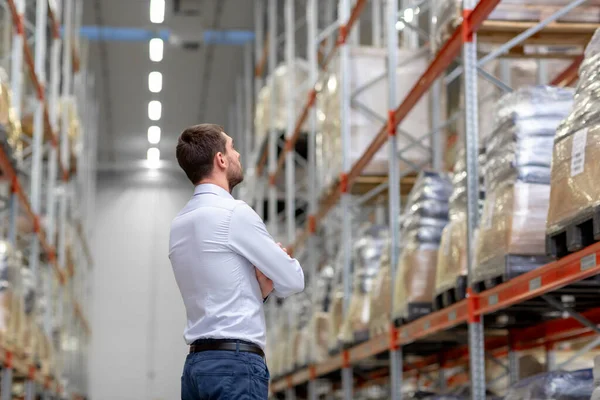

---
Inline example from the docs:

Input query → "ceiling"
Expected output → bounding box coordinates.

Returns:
[83,0,256,169]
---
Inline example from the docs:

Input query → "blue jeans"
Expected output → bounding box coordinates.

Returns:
[181,349,270,400]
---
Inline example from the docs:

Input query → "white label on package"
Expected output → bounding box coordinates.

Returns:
[580,253,596,271]
[571,128,588,177]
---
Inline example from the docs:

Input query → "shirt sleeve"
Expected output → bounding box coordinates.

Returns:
[228,202,305,298]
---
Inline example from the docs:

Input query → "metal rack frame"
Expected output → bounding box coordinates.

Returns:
[0,0,95,398]
[240,0,600,398]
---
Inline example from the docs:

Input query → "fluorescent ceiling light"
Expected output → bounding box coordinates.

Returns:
[147,147,160,169]
[149,38,163,62]
[148,126,161,144]
[150,0,165,23]
[148,101,162,121]
[149,71,162,93]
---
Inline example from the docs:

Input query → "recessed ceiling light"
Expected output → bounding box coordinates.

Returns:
[149,38,163,62]
[150,0,165,24]
[148,101,162,121]
[149,71,162,93]
[148,126,161,144]
[147,147,160,169]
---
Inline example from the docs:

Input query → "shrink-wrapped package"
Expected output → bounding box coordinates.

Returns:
[504,369,594,400]
[368,240,392,337]
[435,211,467,297]
[592,355,600,400]
[309,265,335,363]
[291,290,312,368]
[0,68,22,157]
[393,172,452,321]
[327,283,344,353]
[317,46,430,195]
[21,267,37,358]
[0,241,21,350]
[474,86,573,282]
[547,30,600,248]
[339,225,388,344]
[254,60,309,149]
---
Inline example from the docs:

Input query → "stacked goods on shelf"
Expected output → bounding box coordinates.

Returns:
[434,145,486,309]
[308,264,335,363]
[254,59,309,152]
[593,355,600,400]
[269,305,291,378]
[432,0,600,50]
[316,46,429,197]
[0,68,22,162]
[474,86,573,289]
[338,224,388,345]
[367,239,392,337]
[393,171,452,323]
[0,241,23,352]
[504,369,594,400]
[291,290,312,370]
[546,29,600,257]
[327,251,345,354]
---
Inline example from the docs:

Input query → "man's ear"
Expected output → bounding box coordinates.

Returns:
[215,152,227,169]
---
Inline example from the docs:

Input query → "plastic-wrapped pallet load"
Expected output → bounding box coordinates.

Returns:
[504,369,594,400]
[254,60,309,153]
[339,224,388,345]
[0,68,22,160]
[435,144,486,305]
[316,46,430,197]
[547,29,600,256]
[0,241,22,351]
[327,279,344,354]
[291,290,312,369]
[393,171,452,323]
[474,86,573,286]
[592,355,600,400]
[308,264,335,363]
[368,239,392,337]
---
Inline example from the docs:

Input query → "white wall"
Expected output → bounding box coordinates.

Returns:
[89,170,193,400]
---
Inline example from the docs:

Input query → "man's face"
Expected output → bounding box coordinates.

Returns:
[223,132,244,190]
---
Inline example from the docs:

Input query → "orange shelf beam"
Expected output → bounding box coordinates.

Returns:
[551,54,584,87]
[270,240,600,393]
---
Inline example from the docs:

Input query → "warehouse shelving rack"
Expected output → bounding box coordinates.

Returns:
[0,0,95,399]
[242,0,600,399]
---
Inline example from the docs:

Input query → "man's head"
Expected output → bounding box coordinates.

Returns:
[176,123,243,191]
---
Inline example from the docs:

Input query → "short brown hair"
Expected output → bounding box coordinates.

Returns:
[176,124,226,184]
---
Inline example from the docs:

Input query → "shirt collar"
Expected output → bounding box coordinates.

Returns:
[194,183,234,200]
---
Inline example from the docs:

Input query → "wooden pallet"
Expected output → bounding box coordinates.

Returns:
[472,254,553,293]
[546,205,600,259]
[433,275,467,311]
[393,302,433,327]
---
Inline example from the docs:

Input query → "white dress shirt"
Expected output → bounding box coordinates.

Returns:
[168,183,305,350]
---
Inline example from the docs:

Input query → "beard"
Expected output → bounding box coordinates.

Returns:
[227,159,244,191]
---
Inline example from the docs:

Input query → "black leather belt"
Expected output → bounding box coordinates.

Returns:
[189,340,265,359]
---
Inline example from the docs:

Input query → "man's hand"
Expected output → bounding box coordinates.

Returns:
[277,242,290,256]
[255,267,273,299]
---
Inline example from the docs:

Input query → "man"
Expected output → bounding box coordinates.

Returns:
[169,124,305,400]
